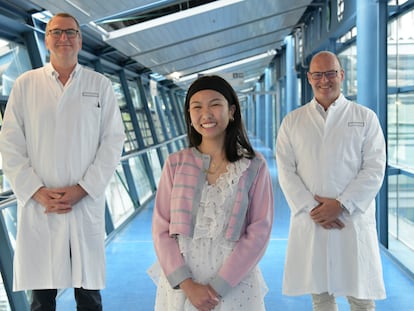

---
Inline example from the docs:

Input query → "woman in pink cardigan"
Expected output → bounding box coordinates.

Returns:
[150,75,274,311]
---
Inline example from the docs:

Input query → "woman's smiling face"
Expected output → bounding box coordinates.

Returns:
[188,89,235,142]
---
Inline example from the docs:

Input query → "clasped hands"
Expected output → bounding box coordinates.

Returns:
[180,278,220,311]
[310,195,345,229]
[32,185,87,214]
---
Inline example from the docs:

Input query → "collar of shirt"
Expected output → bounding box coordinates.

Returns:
[45,62,81,81]
[312,93,344,120]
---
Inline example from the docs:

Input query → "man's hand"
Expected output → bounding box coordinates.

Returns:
[52,184,87,206]
[32,184,87,214]
[180,278,220,311]
[310,195,345,229]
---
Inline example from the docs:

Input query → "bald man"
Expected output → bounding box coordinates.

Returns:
[276,51,386,311]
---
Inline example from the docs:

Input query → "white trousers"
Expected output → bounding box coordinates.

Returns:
[312,292,375,311]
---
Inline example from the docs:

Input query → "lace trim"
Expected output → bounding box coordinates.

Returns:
[192,157,250,241]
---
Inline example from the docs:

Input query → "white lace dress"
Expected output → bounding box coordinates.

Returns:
[149,158,268,310]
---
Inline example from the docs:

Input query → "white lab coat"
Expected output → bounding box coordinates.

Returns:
[276,94,386,299]
[0,63,125,291]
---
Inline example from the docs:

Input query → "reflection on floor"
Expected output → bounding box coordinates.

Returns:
[57,142,414,310]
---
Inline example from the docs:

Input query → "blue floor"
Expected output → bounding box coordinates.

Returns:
[57,141,414,310]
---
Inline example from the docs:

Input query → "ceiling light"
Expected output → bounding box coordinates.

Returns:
[244,76,260,83]
[128,41,141,52]
[204,50,276,73]
[174,50,276,83]
[169,72,181,81]
[175,73,198,83]
[240,87,254,93]
[105,0,244,41]
[87,21,109,38]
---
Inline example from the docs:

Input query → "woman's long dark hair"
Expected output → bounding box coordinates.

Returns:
[184,75,255,162]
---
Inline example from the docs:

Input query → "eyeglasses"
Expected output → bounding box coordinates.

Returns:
[48,29,79,39]
[308,70,338,80]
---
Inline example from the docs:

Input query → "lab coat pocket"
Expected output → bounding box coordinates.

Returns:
[78,93,101,148]
[23,200,49,234]
[79,196,105,234]
[339,126,363,170]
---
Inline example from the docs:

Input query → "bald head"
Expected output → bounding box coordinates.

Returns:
[310,51,342,69]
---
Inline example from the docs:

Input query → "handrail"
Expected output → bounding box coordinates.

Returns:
[387,164,414,178]
[120,134,186,161]
[0,194,16,211]
[0,134,188,210]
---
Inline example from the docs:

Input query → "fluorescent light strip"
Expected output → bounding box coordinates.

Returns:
[177,73,198,83]
[244,76,260,83]
[240,87,253,93]
[128,41,141,52]
[88,21,109,38]
[65,0,91,17]
[176,50,276,83]
[106,0,244,40]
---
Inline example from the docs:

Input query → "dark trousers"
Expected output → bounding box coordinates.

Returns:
[31,288,102,311]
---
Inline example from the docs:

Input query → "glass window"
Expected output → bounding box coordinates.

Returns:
[388,94,398,165]
[388,11,414,89]
[105,73,126,108]
[337,0,345,22]
[388,173,414,272]
[138,110,154,146]
[0,273,11,311]
[0,39,32,96]
[388,92,414,167]
[134,79,155,147]
[129,155,153,203]
[122,110,138,153]
[387,6,414,274]
[142,81,165,144]
[0,184,11,197]
[325,0,331,32]
[1,114,5,191]
[106,165,135,228]
[1,205,17,247]
[338,45,357,98]
[159,89,179,140]
[105,73,128,148]
[147,149,163,186]
[128,79,154,150]
[387,10,414,168]
[119,80,140,153]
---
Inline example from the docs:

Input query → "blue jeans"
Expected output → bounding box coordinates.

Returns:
[31,288,102,311]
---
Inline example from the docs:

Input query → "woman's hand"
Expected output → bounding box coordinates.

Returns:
[180,279,220,311]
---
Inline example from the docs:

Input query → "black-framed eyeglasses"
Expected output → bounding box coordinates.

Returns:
[308,70,338,80]
[48,29,79,39]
